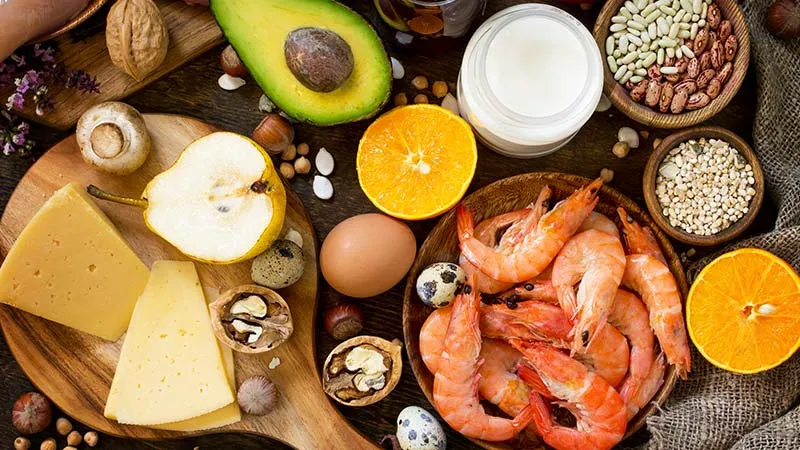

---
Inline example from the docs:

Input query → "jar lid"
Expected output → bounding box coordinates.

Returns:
[461,4,603,150]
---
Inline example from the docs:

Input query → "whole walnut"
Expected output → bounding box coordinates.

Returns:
[106,0,169,81]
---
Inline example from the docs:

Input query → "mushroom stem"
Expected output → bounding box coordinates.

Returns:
[87,185,148,208]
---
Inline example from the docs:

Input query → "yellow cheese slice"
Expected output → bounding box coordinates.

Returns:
[104,261,234,425]
[0,182,149,341]
[151,287,241,431]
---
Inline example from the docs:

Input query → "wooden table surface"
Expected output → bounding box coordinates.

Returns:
[0,1,774,449]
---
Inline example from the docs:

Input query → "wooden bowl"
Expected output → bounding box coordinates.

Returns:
[30,0,109,43]
[643,126,764,246]
[592,0,750,128]
[402,172,688,449]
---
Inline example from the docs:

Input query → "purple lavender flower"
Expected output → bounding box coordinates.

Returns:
[11,132,25,146]
[2,142,13,156]
[6,92,23,110]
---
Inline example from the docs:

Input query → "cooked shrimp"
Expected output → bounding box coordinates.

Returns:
[496,280,560,305]
[498,186,553,250]
[625,353,666,419]
[478,339,531,414]
[419,306,450,374]
[433,276,535,441]
[460,208,531,294]
[609,289,655,404]
[573,324,629,388]
[578,211,620,238]
[622,254,691,379]
[552,229,626,353]
[458,179,602,283]
[512,340,627,450]
[617,208,666,264]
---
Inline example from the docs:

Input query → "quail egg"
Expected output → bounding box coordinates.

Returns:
[251,239,305,289]
[396,406,446,450]
[415,262,465,308]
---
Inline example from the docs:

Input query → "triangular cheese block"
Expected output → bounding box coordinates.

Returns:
[104,261,234,425]
[0,182,149,341]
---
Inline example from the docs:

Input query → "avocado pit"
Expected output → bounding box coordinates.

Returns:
[284,27,355,93]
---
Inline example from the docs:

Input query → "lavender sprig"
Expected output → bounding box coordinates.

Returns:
[1,44,100,155]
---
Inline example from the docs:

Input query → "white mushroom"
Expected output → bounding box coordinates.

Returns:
[76,102,151,175]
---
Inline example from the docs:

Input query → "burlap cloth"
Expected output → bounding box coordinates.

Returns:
[633,0,800,448]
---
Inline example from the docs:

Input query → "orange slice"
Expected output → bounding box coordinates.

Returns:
[687,248,800,374]
[357,104,477,220]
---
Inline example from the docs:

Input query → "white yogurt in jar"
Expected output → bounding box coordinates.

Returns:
[458,4,603,158]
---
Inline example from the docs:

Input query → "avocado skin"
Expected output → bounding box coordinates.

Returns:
[211,0,392,126]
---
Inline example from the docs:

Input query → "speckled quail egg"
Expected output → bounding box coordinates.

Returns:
[415,262,465,308]
[251,239,305,289]
[396,406,446,450]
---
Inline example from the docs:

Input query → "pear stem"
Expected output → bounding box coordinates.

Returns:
[87,185,148,209]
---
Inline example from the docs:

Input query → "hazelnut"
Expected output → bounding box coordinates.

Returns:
[281,144,297,161]
[296,142,310,156]
[411,75,429,90]
[237,376,279,415]
[612,141,630,158]
[66,430,82,446]
[252,114,295,155]
[56,417,72,435]
[294,156,311,175]
[12,392,52,435]
[323,303,365,340]
[210,285,294,354]
[322,336,402,407]
[600,168,615,183]
[220,45,248,78]
[413,94,429,104]
[279,162,295,180]
[39,439,55,450]
[14,437,30,450]
[394,93,408,107]
[432,81,448,98]
[83,432,99,448]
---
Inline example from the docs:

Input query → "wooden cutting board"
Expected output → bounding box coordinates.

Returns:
[10,1,224,131]
[0,114,376,450]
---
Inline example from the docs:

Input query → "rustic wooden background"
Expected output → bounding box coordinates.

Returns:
[0,0,773,449]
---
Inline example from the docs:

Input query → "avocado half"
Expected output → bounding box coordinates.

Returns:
[211,0,392,126]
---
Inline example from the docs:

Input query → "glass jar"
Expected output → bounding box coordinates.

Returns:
[375,0,486,47]
[457,4,603,158]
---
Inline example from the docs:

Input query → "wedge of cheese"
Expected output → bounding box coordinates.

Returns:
[0,182,149,341]
[151,287,241,431]
[104,261,234,425]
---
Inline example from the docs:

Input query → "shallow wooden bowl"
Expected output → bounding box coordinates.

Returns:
[31,0,109,43]
[402,172,689,449]
[643,126,764,246]
[592,0,750,128]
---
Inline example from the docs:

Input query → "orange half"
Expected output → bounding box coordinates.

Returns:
[687,248,800,374]
[357,104,477,221]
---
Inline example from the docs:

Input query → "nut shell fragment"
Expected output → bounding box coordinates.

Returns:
[322,336,402,407]
[210,285,293,354]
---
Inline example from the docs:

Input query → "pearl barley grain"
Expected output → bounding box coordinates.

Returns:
[656,138,755,236]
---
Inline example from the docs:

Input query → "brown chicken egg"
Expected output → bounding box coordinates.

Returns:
[321,214,417,298]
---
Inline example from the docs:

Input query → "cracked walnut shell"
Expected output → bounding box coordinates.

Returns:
[106,0,169,81]
[210,285,294,354]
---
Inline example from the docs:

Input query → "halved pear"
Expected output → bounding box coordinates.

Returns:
[90,132,286,264]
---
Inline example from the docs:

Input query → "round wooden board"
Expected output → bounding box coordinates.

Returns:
[402,173,689,449]
[0,114,376,450]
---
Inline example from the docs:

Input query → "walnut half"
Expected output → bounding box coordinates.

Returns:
[322,336,402,407]
[210,285,293,354]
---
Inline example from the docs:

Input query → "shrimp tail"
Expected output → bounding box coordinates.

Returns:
[511,392,539,431]
[556,285,580,322]
[456,204,475,241]
[517,364,555,400]
[527,392,554,436]
[505,185,553,245]
[617,207,667,265]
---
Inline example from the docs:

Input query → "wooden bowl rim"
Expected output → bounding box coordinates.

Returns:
[402,172,688,449]
[642,125,765,246]
[592,0,751,129]
[29,0,109,44]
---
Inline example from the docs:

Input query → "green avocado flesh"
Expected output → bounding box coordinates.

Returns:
[211,0,392,126]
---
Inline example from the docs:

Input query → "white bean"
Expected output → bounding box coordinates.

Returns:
[648,22,658,39]
[692,0,703,14]
[645,9,662,23]
[681,44,695,58]
[611,23,627,32]
[672,0,680,9]
[621,70,634,84]
[701,2,708,18]
[675,9,686,22]
[629,27,642,36]
[669,23,680,38]
[666,15,673,27]
[630,75,644,83]
[628,20,646,30]
[628,43,637,52]
[620,7,632,18]
[667,46,676,58]
[678,30,691,39]
[680,0,694,14]
[659,37,677,47]
[606,36,615,54]
[657,17,669,35]
[613,49,622,57]
[657,48,665,64]
[613,31,625,38]
[621,51,639,64]
[691,13,700,21]
[650,41,660,50]
[620,34,630,51]
[676,47,683,58]
[637,0,648,11]
[614,65,629,80]
[607,55,619,72]
[628,62,636,71]
[642,3,658,16]
[659,5,677,15]
[644,53,658,67]
[628,34,643,46]
[690,23,699,39]
[612,15,628,23]
[679,22,691,29]
[660,66,678,74]
[641,31,652,43]
[698,18,706,27]
[636,67,649,75]
[682,12,692,22]
[625,0,640,14]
